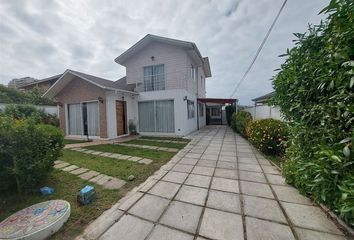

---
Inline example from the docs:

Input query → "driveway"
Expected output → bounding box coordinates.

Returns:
[78,126,348,240]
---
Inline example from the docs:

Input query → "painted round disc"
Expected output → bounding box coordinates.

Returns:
[0,200,70,240]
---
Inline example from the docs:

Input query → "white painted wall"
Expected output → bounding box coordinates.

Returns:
[105,90,138,139]
[137,89,201,136]
[244,104,283,121]
[0,103,58,115]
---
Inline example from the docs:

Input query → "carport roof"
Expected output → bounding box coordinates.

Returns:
[197,98,237,104]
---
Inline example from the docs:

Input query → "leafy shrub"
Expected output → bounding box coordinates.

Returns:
[0,85,56,105]
[231,111,252,137]
[0,117,64,194]
[247,119,287,156]
[271,0,354,226]
[3,104,59,126]
[225,105,235,126]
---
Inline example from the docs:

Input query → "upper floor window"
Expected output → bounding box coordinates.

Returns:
[187,100,195,119]
[144,64,165,91]
[191,65,197,81]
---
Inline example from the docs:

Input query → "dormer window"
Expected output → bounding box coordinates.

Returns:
[191,65,197,81]
[144,64,165,91]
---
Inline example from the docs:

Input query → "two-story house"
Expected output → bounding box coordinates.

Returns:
[43,34,211,139]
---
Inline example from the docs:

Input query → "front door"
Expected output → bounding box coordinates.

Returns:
[116,100,127,136]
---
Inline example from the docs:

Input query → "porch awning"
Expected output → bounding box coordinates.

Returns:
[197,98,237,104]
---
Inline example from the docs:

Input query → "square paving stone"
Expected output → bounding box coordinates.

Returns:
[199,208,243,240]
[100,214,153,240]
[70,167,89,175]
[54,162,70,169]
[179,157,199,165]
[218,155,237,162]
[78,170,100,180]
[220,151,237,157]
[238,163,262,173]
[241,181,274,198]
[152,170,168,180]
[138,179,157,192]
[148,181,180,199]
[273,185,312,205]
[239,171,266,183]
[119,192,144,211]
[197,160,217,167]
[211,177,239,193]
[109,153,122,158]
[207,190,241,213]
[129,156,142,162]
[201,154,219,161]
[217,161,237,169]
[262,165,280,174]
[266,174,286,185]
[62,165,79,172]
[54,160,63,164]
[295,227,346,240]
[84,150,95,154]
[129,194,170,221]
[192,166,214,176]
[102,178,126,190]
[246,217,295,240]
[160,201,203,234]
[214,168,238,179]
[139,158,153,164]
[185,174,211,188]
[238,157,258,164]
[258,158,272,166]
[185,153,202,159]
[148,225,194,240]
[175,185,208,206]
[118,155,131,160]
[172,164,194,173]
[162,171,188,184]
[281,202,342,234]
[243,195,286,223]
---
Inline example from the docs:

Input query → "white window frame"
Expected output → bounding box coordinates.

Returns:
[187,100,195,119]
[143,64,165,91]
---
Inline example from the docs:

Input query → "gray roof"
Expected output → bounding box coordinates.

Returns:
[252,92,275,102]
[69,70,135,92]
[18,74,62,88]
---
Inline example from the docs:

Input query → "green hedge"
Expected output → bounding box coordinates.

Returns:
[231,111,252,137]
[247,119,287,156]
[0,117,64,194]
[271,0,354,226]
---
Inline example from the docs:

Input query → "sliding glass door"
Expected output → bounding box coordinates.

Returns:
[68,102,100,136]
[138,100,174,133]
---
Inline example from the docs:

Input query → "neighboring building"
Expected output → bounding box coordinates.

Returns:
[8,77,37,89]
[244,91,282,120]
[17,74,62,92]
[44,34,217,139]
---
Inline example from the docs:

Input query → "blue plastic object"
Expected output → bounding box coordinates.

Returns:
[40,186,54,196]
[77,185,96,205]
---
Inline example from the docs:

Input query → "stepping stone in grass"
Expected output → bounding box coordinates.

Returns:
[90,151,103,155]
[100,152,113,157]
[129,156,142,162]
[110,153,122,159]
[84,150,95,154]
[139,159,153,165]
[119,155,131,160]
[62,165,79,172]
[54,160,64,165]
[102,178,126,190]
[79,170,100,180]
[54,162,70,169]
[70,168,89,175]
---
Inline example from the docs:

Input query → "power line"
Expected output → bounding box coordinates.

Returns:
[230,0,288,98]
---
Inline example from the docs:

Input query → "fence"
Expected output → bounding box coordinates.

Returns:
[0,103,58,115]
[244,104,282,121]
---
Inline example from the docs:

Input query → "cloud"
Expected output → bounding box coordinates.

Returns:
[0,0,329,104]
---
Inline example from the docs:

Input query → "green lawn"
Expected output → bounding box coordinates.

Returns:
[126,139,187,149]
[140,136,190,142]
[61,149,171,182]
[84,144,175,161]
[0,170,121,240]
[64,139,89,145]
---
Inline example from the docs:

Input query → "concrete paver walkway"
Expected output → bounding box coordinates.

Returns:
[78,126,349,240]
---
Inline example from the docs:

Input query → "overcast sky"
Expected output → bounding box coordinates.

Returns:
[0,0,329,104]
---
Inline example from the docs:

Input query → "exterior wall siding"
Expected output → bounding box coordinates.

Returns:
[56,77,108,138]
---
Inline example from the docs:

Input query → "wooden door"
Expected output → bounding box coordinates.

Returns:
[116,100,127,136]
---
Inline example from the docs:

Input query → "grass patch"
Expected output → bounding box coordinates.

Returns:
[60,149,170,182]
[126,139,187,149]
[64,139,89,145]
[84,144,174,161]
[0,170,121,239]
[140,136,190,142]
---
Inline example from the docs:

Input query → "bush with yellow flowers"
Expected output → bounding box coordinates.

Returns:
[247,118,287,156]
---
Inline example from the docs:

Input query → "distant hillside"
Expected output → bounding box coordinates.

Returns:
[0,85,56,105]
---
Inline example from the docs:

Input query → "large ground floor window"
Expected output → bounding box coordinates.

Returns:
[138,100,174,133]
[68,102,100,136]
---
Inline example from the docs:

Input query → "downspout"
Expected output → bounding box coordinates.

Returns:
[196,67,199,130]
